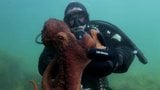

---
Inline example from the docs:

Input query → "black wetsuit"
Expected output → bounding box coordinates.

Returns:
[38,20,135,89]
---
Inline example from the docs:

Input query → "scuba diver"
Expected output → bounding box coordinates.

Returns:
[37,1,147,90]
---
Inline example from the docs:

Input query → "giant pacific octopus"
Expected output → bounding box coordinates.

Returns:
[32,18,96,90]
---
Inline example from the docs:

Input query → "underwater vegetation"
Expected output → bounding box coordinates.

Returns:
[0,49,159,90]
[0,50,41,90]
[109,70,160,90]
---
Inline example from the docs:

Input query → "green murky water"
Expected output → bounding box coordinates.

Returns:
[0,0,159,90]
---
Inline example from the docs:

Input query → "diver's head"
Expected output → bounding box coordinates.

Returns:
[64,2,89,29]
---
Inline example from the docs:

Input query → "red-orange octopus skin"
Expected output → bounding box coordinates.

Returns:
[31,18,95,90]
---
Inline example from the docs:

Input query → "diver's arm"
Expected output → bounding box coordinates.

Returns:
[86,45,135,77]
[85,21,136,76]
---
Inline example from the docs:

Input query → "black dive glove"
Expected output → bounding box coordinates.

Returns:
[87,47,134,74]
[85,48,119,77]
[87,48,123,70]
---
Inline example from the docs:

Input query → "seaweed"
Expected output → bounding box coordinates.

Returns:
[0,50,40,90]
[109,72,160,90]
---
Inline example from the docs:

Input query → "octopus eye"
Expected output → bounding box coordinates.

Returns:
[57,35,64,40]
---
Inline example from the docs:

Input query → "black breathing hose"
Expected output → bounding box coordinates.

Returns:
[35,33,43,44]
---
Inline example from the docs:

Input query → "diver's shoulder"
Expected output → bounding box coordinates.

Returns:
[87,20,122,32]
[90,20,120,28]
